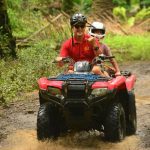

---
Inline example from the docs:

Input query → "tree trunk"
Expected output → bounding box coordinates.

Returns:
[92,0,115,22]
[0,0,16,59]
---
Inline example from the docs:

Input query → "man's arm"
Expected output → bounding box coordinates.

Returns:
[104,44,121,76]
[110,59,121,75]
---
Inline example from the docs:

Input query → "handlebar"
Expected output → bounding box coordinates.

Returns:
[62,57,72,63]
[53,55,115,65]
[92,54,115,65]
[98,54,115,60]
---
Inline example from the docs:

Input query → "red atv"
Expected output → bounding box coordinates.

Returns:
[37,55,137,141]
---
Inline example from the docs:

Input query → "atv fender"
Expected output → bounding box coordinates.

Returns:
[108,76,126,90]
[125,75,136,91]
[92,76,126,90]
[38,77,63,90]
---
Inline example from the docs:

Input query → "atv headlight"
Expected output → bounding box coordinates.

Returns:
[91,88,108,97]
[47,87,61,96]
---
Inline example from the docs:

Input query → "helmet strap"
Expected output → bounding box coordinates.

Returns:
[71,27,74,47]
[86,22,96,28]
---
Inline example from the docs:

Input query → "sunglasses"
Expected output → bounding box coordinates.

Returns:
[74,24,85,29]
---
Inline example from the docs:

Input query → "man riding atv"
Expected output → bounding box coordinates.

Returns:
[55,13,109,76]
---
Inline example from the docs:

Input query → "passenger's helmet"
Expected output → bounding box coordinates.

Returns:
[89,22,105,39]
[70,13,87,26]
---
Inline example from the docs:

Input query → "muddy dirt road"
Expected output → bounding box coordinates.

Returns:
[0,61,150,150]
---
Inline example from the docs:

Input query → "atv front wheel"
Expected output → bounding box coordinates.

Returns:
[104,103,126,141]
[37,103,60,140]
[39,92,46,105]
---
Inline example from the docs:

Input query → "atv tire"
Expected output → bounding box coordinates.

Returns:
[37,103,60,140]
[39,92,46,105]
[104,103,126,141]
[126,91,137,135]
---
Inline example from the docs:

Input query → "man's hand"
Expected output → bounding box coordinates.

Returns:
[87,36,97,46]
[55,57,64,67]
[115,71,121,76]
[87,36,100,52]
[55,57,63,62]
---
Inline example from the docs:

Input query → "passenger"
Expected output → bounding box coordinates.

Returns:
[89,21,121,76]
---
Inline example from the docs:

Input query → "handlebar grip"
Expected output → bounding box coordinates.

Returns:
[53,57,73,64]
[99,55,115,60]
[52,60,57,63]
[62,57,70,63]
[105,56,115,59]
[63,60,70,63]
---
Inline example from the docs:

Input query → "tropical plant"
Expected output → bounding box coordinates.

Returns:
[135,7,150,23]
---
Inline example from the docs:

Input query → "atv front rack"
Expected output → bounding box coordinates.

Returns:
[48,73,111,82]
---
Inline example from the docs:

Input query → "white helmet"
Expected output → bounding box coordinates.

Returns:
[89,22,105,39]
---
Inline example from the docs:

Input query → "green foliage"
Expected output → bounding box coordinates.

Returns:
[7,0,45,38]
[0,28,16,59]
[104,34,150,61]
[113,7,127,22]
[113,6,150,25]
[37,0,53,4]
[73,0,92,13]
[131,0,140,5]
[113,0,127,7]
[140,0,150,7]
[0,29,9,57]
[127,17,135,27]
[0,13,70,104]
[112,0,149,25]
[7,0,23,10]
[0,39,60,104]
[62,0,74,14]
[135,7,150,23]
[62,0,92,14]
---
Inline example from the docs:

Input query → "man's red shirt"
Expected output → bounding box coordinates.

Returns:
[59,34,100,62]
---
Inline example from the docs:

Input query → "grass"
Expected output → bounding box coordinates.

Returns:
[104,34,150,61]
[0,40,57,104]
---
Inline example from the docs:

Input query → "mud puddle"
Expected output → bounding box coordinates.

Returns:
[0,129,140,150]
[0,95,149,150]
